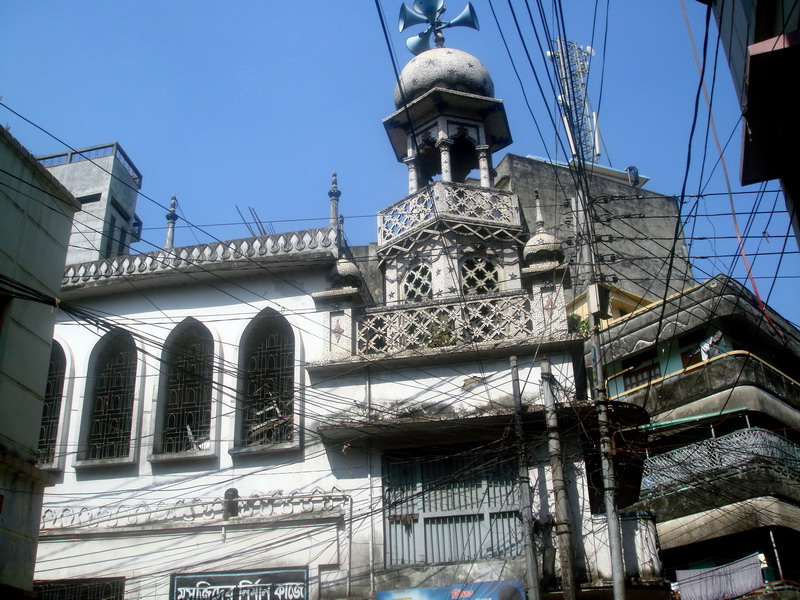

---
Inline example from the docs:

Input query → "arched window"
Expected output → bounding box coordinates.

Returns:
[85,330,137,460]
[37,341,66,465]
[238,311,294,447]
[461,254,500,295]
[402,262,433,302]
[159,319,214,454]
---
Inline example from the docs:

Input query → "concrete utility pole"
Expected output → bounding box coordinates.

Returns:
[576,190,626,600]
[511,356,541,600]
[541,359,577,600]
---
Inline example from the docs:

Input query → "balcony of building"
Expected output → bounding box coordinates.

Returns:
[377,181,523,251]
[641,426,800,494]
[607,351,800,415]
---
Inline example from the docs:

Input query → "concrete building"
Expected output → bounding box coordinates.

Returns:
[28,44,685,600]
[697,0,800,246]
[598,275,800,593]
[0,127,80,598]
[38,143,142,266]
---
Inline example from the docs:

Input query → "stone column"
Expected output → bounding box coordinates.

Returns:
[477,145,492,187]
[436,136,454,183]
[403,156,419,194]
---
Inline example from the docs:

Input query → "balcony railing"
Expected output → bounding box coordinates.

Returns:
[641,427,800,492]
[356,291,533,356]
[608,351,800,411]
[378,181,521,246]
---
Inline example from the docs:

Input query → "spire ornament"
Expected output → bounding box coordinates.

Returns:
[329,172,341,230]
[165,195,179,250]
[398,1,479,55]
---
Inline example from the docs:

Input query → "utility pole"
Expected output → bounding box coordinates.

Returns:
[511,356,541,600]
[541,359,577,600]
[576,189,626,600]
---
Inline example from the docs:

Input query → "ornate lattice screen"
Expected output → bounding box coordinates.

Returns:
[461,254,499,295]
[240,313,294,446]
[160,320,214,453]
[402,263,433,302]
[38,342,66,464]
[86,332,137,460]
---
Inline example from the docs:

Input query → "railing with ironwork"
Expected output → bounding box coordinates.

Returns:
[63,226,339,286]
[356,291,533,356]
[377,181,521,246]
[641,427,800,492]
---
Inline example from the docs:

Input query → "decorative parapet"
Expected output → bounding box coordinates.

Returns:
[62,227,339,287]
[356,291,533,356]
[377,181,522,247]
[40,487,349,533]
[641,427,800,493]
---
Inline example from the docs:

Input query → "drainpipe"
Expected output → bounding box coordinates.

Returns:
[541,359,577,600]
[511,356,541,600]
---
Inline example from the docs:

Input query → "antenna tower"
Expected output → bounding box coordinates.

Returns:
[548,38,600,164]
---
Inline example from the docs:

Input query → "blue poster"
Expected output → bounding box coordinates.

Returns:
[378,578,525,600]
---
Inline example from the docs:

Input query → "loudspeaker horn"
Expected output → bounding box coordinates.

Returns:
[399,4,430,32]
[446,2,479,30]
[413,0,444,15]
[406,30,433,55]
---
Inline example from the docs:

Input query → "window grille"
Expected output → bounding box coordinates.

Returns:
[402,263,433,302]
[239,312,294,446]
[623,363,661,391]
[86,332,137,459]
[384,452,521,565]
[160,320,214,453]
[34,578,125,600]
[38,342,67,465]
[461,255,500,295]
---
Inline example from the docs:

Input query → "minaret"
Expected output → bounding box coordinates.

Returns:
[383,49,512,194]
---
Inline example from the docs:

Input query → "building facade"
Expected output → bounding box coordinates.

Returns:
[599,275,800,593]
[27,42,688,600]
[697,0,800,246]
[0,127,80,598]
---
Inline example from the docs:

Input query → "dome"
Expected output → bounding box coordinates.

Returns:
[393,48,494,108]
[335,258,361,281]
[523,231,563,263]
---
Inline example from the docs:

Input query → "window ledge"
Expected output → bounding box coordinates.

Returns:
[74,456,136,469]
[148,449,217,464]
[228,441,300,458]
[35,461,63,473]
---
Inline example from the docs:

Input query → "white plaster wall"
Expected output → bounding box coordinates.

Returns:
[36,266,386,597]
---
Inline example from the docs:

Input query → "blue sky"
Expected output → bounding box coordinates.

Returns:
[2,1,797,325]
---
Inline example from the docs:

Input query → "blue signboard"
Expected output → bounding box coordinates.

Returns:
[378,578,525,600]
[171,567,307,600]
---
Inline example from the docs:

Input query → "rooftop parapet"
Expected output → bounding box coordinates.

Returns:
[39,142,142,188]
[62,226,340,290]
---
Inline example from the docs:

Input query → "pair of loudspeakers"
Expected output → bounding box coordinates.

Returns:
[399,1,479,55]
